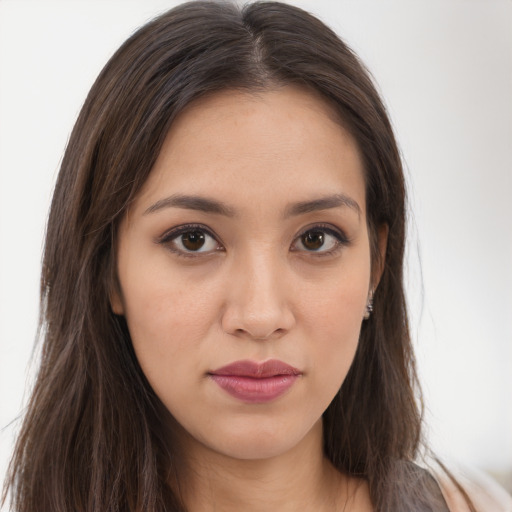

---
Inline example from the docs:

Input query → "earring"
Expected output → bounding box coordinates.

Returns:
[363,290,374,320]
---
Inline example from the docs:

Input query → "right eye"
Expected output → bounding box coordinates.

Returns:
[159,225,223,257]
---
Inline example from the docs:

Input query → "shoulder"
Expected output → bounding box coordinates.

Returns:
[429,461,512,512]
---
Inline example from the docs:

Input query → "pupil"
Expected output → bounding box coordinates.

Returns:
[303,231,324,250]
[182,231,205,251]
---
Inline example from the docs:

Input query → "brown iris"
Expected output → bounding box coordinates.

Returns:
[181,231,206,251]
[302,231,324,250]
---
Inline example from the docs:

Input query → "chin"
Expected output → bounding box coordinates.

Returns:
[211,433,302,461]
[194,416,322,462]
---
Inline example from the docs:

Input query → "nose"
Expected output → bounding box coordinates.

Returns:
[221,250,296,341]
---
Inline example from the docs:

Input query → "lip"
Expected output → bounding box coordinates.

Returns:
[208,359,301,403]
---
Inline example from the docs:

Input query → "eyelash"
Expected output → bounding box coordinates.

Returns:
[157,223,350,259]
[158,224,223,258]
[291,224,350,257]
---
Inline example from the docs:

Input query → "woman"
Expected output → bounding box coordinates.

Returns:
[2,2,510,511]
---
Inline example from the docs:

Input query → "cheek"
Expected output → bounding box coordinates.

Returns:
[311,297,363,371]
[123,281,218,356]
[121,281,221,420]
[116,251,224,391]
[299,260,370,393]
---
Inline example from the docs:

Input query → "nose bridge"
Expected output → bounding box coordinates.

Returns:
[223,244,294,339]
[242,245,281,305]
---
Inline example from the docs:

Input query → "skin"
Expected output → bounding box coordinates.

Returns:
[112,86,383,511]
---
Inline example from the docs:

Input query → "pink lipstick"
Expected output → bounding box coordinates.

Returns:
[209,359,301,403]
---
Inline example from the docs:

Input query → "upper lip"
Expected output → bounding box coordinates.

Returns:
[209,359,301,378]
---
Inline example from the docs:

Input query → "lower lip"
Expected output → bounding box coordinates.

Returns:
[209,374,299,403]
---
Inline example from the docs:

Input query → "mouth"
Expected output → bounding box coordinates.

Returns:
[208,359,301,403]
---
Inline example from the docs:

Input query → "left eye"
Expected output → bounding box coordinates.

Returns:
[292,228,344,253]
[167,229,220,253]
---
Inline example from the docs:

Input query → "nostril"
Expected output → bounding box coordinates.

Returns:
[233,326,287,341]
[220,280,296,339]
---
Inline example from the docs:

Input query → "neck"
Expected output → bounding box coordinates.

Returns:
[175,420,353,512]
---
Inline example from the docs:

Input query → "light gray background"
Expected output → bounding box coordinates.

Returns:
[1,0,511,500]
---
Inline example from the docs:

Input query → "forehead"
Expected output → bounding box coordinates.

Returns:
[133,86,366,216]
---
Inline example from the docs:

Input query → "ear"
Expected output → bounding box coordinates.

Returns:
[109,284,125,316]
[372,223,388,289]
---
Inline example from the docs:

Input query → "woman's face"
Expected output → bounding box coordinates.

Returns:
[112,86,376,461]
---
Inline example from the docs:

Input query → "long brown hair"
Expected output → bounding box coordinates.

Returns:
[3,2,470,511]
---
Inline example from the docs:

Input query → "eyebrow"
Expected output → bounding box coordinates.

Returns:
[144,193,361,218]
[284,193,361,218]
[144,194,236,217]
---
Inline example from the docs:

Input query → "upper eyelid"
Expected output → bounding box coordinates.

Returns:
[294,223,349,241]
[157,223,221,244]
[157,224,224,259]
[290,224,350,257]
